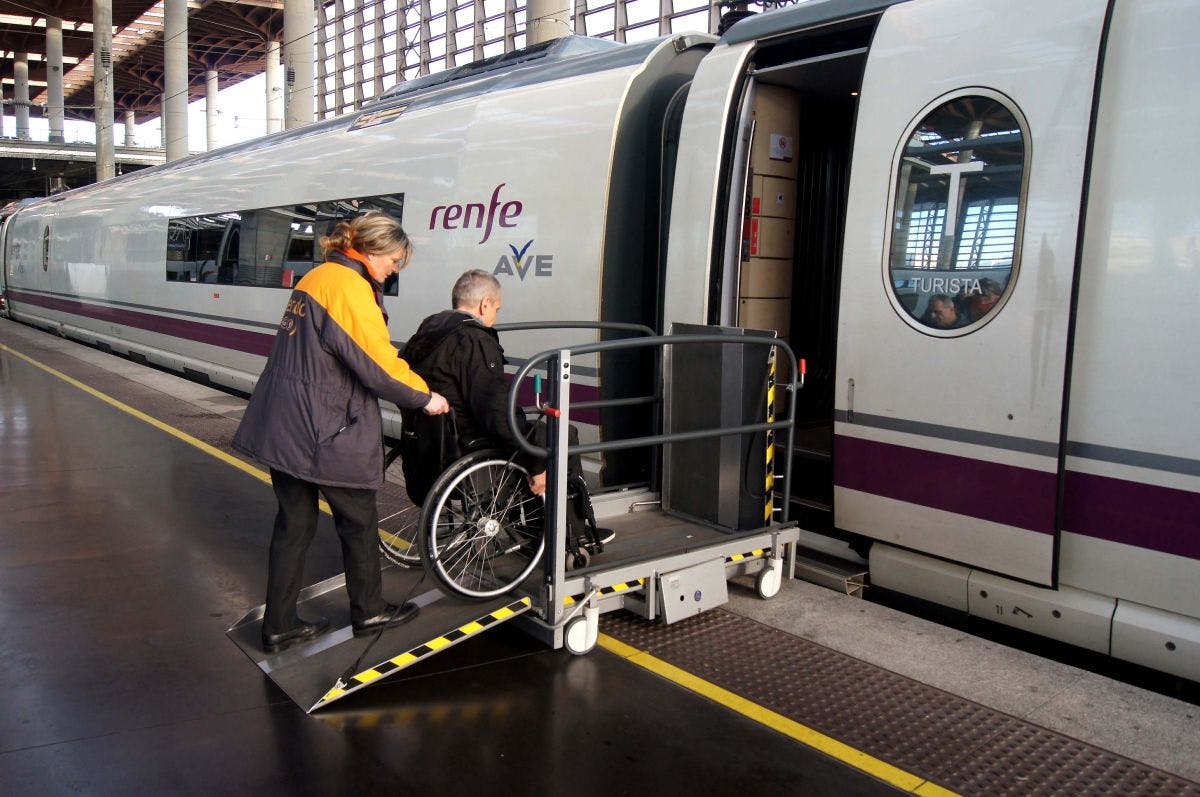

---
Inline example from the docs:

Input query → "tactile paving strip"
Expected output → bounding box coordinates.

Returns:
[601,610,1200,797]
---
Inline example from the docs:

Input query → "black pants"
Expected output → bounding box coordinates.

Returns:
[531,421,582,477]
[263,469,385,636]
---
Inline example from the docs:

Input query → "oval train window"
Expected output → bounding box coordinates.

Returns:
[886,92,1027,335]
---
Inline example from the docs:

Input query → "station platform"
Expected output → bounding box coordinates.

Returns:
[2,316,1198,796]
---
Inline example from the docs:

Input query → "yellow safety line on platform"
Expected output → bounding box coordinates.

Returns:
[0,342,340,517]
[598,634,961,797]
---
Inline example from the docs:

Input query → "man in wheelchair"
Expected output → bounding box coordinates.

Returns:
[400,270,614,559]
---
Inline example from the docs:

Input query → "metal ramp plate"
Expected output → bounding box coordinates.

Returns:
[226,565,532,713]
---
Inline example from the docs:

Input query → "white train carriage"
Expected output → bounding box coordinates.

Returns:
[3,0,1198,680]
[662,0,1200,680]
[0,34,712,458]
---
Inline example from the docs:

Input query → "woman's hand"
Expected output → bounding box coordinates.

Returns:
[528,470,546,496]
[423,392,450,415]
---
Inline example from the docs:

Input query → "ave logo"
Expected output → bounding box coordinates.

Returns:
[493,240,553,280]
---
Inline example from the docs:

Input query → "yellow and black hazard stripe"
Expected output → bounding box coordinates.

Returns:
[562,578,646,606]
[726,548,769,564]
[765,347,776,524]
[311,596,532,711]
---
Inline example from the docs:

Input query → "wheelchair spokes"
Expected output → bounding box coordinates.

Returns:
[420,453,545,599]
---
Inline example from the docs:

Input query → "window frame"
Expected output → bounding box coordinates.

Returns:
[881,87,1031,338]
[165,194,406,293]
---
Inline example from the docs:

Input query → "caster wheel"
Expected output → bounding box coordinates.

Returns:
[755,563,782,599]
[564,614,597,655]
[568,548,591,571]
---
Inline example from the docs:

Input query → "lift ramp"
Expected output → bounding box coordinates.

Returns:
[226,564,532,712]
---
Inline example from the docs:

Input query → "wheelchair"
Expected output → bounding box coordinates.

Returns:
[380,414,605,600]
[418,448,546,599]
[378,443,424,568]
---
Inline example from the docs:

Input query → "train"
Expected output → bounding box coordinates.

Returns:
[2,0,1197,681]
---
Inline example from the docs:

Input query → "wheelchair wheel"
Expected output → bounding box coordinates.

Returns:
[379,443,421,567]
[419,450,545,600]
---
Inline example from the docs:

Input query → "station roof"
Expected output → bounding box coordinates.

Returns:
[0,0,280,122]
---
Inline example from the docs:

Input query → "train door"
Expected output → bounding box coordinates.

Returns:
[660,11,881,532]
[833,0,1109,586]
[0,213,10,312]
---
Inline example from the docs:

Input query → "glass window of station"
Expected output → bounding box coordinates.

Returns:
[165,194,405,295]
[887,93,1027,335]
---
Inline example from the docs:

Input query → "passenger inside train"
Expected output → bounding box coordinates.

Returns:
[923,294,966,329]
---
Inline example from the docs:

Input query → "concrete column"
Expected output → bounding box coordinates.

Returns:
[265,39,283,133]
[124,109,136,147]
[46,17,66,143]
[14,53,30,140]
[283,0,315,128]
[205,69,219,150]
[164,0,189,160]
[93,0,116,180]
[526,0,572,44]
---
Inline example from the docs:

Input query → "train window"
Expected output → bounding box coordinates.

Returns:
[167,215,229,282]
[42,226,49,271]
[165,193,405,294]
[886,92,1027,335]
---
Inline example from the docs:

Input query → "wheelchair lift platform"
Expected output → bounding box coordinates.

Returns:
[515,487,799,654]
[228,325,804,710]
[226,564,532,713]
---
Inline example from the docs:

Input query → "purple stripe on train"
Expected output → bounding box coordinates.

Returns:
[833,434,1058,534]
[508,376,601,426]
[8,289,604,422]
[1063,471,1200,561]
[834,434,1200,560]
[9,290,276,356]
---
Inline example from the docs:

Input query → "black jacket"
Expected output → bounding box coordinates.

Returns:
[403,310,536,466]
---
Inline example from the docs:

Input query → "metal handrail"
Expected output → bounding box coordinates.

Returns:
[498,317,662,415]
[506,331,799,522]
[494,320,656,337]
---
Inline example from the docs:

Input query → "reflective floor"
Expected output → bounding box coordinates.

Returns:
[0,329,896,795]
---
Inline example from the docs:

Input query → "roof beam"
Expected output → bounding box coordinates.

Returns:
[0,14,93,32]
[0,51,80,63]
[207,0,284,9]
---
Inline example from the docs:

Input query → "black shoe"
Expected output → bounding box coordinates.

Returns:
[353,602,419,636]
[262,616,330,654]
[579,528,616,548]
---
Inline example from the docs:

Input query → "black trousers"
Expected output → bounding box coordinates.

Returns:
[263,469,385,636]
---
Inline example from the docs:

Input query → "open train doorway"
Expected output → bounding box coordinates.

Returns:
[727,19,875,534]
